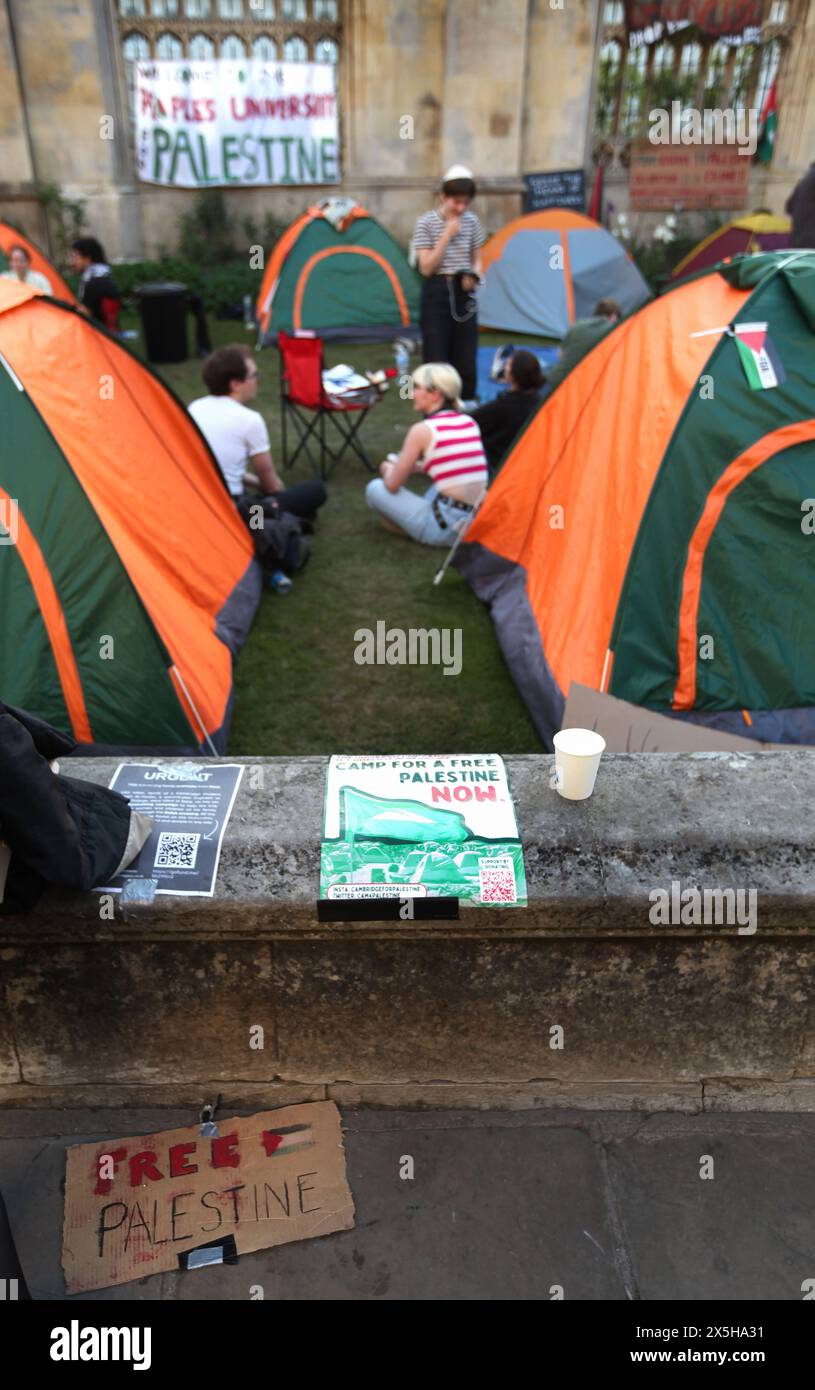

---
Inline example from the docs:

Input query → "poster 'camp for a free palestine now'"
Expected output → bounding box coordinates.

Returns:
[320,755,527,907]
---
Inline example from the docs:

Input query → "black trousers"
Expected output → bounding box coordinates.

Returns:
[420,276,479,399]
[276,479,327,522]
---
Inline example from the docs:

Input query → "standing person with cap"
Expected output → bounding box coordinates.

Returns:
[413,165,485,402]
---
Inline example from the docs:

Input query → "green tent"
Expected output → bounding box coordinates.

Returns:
[257,199,421,343]
[456,250,815,747]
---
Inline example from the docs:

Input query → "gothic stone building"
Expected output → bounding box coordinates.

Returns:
[1,0,814,262]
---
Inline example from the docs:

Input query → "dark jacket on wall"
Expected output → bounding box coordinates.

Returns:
[785,164,815,249]
[0,703,148,914]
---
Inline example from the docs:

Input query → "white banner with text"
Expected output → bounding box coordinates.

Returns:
[135,59,339,188]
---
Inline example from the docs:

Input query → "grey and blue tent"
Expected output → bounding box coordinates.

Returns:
[479,207,651,340]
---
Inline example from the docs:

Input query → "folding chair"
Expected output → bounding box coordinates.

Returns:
[278,330,379,478]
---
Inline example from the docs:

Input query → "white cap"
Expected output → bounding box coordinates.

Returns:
[442,164,474,184]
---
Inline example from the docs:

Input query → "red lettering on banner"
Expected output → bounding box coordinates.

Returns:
[129,1151,164,1187]
[94,1147,127,1196]
[169,1142,199,1177]
[211,1133,241,1168]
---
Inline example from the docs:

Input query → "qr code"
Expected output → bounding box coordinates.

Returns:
[478,854,517,904]
[154,832,200,870]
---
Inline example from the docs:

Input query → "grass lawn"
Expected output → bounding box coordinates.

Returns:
[129,310,545,756]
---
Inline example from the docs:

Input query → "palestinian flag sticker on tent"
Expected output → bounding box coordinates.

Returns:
[732,321,786,390]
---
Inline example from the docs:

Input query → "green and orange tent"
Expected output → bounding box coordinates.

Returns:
[0,219,78,306]
[456,251,815,747]
[256,199,420,344]
[0,280,260,752]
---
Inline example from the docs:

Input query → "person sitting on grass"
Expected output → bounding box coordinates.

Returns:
[365,363,488,547]
[469,348,544,477]
[0,244,52,295]
[189,344,326,525]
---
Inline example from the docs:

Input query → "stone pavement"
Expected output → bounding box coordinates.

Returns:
[0,1107,812,1301]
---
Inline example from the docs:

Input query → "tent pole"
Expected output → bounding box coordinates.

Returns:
[170,665,218,757]
[433,489,487,587]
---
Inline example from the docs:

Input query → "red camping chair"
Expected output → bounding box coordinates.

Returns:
[278,330,380,477]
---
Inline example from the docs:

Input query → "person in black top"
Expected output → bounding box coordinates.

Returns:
[469,349,543,477]
[70,236,120,325]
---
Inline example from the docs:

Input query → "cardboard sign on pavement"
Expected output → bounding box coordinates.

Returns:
[62,1101,354,1294]
[562,683,799,753]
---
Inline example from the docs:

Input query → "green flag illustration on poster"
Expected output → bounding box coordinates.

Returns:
[320,755,527,907]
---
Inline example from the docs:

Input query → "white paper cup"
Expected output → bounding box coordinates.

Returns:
[553,727,606,800]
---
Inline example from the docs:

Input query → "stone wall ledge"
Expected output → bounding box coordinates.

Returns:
[1,751,813,1104]
[3,752,814,941]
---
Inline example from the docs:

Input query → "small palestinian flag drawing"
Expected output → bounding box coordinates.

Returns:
[260,1123,315,1160]
[732,321,786,390]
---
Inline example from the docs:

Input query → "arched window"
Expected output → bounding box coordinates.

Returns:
[189,32,215,58]
[283,35,308,62]
[314,38,338,64]
[281,0,306,20]
[156,31,183,58]
[122,29,149,116]
[596,40,621,138]
[313,0,337,18]
[621,43,647,135]
[252,35,278,60]
[183,0,211,16]
[120,0,147,15]
[652,42,673,75]
[221,33,246,58]
[729,44,755,105]
[150,1,179,16]
[704,40,729,106]
[217,0,243,15]
[755,39,780,117]
[247,0,275,16]
[679,42,702,78]
[123,30,150,62]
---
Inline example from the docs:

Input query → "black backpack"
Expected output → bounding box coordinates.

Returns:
[236,494,309,576]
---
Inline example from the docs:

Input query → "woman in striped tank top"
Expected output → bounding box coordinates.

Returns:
[365,363,488,547]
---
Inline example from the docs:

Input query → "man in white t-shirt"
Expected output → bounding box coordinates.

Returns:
[189,344,326,523]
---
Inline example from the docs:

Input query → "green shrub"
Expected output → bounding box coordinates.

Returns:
[178,188,236,266]
[110,256,264,315]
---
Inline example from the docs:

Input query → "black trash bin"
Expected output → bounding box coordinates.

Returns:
[138,281,188,364]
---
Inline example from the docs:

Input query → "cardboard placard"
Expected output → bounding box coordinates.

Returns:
[562,683,801,753]
[62,1102,354,1294]
[629,141,750,211]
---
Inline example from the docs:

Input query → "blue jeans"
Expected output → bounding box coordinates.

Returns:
[366,479,471,547]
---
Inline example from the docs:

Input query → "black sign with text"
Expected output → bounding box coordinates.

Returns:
[523,169,585,213]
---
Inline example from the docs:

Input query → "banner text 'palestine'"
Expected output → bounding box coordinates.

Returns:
[135,60,340,189]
